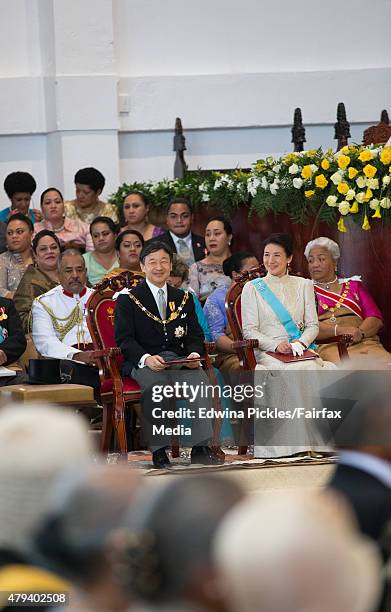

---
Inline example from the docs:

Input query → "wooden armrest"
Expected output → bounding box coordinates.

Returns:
[90,347,122,359]
[231,339,259,350]
[317,334,352,346]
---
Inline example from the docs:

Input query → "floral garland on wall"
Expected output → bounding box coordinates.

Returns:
[109,144,391,231]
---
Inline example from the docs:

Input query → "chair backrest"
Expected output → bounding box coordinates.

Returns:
[363,121,391,145]
[225,265,265,370]
[86,271,145,378]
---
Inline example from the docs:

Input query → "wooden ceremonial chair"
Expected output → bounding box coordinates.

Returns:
[363,117,391,146]
[225,265,352,454]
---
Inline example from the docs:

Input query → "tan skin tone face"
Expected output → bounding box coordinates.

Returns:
[10,192,31,215]
[231,256,259,280]
[59,253,87,295]
[123,194,149,226]
[167,275,184,289]
[6,220,33,254]
[205,221,232,258]
[118,234,143,269]
[263,243,292,278]
[141,249,172,288]
[34,236,61,272]
[41,190,64,225]
[307,246,336,283]
[91,223,117,254]
[75,183,101,209]
[166,203,193,237]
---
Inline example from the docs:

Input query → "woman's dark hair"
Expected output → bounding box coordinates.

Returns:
[222,251,256,278]
[32,230,61,254]
[119,191,149,226]
[4,172,36,199]
[74,167,105,193]
[206,216,233,237]
[89,216,117,235]
[140,241,173,264]
[263,233,294,257]
[40,187,63,207]
[170,254,189,282]
[6,213,34,232]
[115,229,145,251]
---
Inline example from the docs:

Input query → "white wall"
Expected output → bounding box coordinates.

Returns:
[0,0,390,206]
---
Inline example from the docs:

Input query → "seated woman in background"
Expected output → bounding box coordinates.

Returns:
[0,171,41,223]
[34,188,93,252]
[105,229,144,278]
[14,230,61,333]
[0,213,34,298]
[305,236,391,366]
[83,217,119,286]
[204,251,258,376]
[64,167,118,225]
[188,216,232,302]
[120,191,164,241]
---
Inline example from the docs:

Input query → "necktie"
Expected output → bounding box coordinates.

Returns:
[177,239,193,265]
[157,288,166,320]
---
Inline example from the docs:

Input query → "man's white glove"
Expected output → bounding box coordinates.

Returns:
[290,341,304,357]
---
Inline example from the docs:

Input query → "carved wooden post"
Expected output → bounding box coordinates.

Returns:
[291,107,306,152]
[380,109,390,125]
[334,102,351,150]
[173,117,188,179]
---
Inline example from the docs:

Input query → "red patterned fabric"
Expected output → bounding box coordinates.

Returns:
[95,298,124,368]
[100,376,140,394]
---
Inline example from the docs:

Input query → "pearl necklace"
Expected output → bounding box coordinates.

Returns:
[313,276,338,291]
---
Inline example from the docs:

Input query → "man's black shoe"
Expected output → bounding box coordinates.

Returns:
[152,448,171,469]
[190,446,224,466]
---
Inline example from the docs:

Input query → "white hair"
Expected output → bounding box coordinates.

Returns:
[304,237,340,261]
[214,491,381,612]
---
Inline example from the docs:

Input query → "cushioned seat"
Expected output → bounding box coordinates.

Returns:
[0,383,96,405]
[100,377,140,395]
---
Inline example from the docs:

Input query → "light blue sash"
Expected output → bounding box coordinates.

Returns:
[251,278,316,349]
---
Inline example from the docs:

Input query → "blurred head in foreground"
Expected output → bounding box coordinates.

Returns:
[214,491,382,612]
[109,475,244,610]
[34,462,141,612]
[0,403,93,557]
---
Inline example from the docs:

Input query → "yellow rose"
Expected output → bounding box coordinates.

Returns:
[301,165,313,180]
[304,190,315,198]
[315,174,328,189]
[363,164,377,178]
[307,149,318,158]
[338,155,350,169]
[380,147,391,165]
[362,214,371,230]
[341,145,350,154]
[337,182,349,195]
[349,201,359,213]
[363,188,373,202]
[337,217,347,233]
[348,167,358,179]
[321,159,330,170]
[358,150,373,162]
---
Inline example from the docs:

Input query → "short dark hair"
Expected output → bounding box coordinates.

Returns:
[263,233,294,257]
[115,229,145,251]
[6,213,34,232]
[90,216,117,235]
[167,197,193,214]
[32,230,61,253]
[40,188,63,207]
[4,172,36,199]
[140,241,173,264]
[206,216,233,236]
[74,167,105,193]
[222,251,256,278]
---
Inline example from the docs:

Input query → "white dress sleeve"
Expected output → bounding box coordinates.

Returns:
[299,279,319,347]
[241,282,279,352]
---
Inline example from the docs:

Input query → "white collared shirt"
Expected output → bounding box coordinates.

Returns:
[138,280,168,368]
[170,232,193,255]
[339,450,391,488]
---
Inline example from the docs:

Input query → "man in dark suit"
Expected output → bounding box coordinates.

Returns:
[0,297,27,385]
[149,197,205,265]
[324,370,391,545]
[115,241,220,468]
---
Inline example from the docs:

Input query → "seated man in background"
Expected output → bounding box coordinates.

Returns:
[115,241,221,468]
[31,249,99,390]
[151,197,205,266]
[0,296,27,386]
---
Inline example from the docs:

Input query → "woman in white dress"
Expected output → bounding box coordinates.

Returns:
[241,233,335,458]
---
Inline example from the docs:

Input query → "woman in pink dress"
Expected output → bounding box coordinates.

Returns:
[305,236,391,366]
[34,188,93,252]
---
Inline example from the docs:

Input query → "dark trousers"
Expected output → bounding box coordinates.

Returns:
[132,352,213,451]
